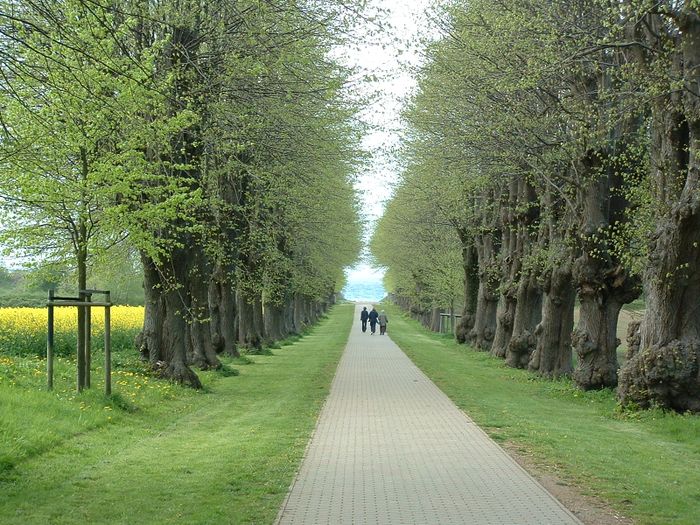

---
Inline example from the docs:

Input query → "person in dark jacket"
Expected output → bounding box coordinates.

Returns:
[360,306,369,332]
[368,306,379,335]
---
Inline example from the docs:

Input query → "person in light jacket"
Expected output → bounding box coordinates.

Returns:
[378,310,388,335]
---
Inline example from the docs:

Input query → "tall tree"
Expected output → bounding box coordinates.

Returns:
[618,3,700,411]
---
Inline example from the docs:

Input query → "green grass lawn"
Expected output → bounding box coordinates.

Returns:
[385,303,700,525]
[0,303,353,524]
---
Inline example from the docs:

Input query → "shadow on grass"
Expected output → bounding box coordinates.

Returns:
[243,347,275,357]
[215,364,239,377]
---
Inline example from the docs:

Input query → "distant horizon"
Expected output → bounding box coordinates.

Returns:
[342,280,386,302]
[342,262,386,302]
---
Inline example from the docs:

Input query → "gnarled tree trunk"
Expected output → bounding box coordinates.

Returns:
[455,230,479,343]
[505,180,541,368]
[529,263,575,378]
[506,270,542,368]
[208,263,238,357]
[491,180,519,359]
[572,153,640,389]
[471,218,500,351]
[139,251,202,388]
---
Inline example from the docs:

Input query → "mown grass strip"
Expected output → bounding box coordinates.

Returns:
[0,303,353,524]
[384,303,700,525]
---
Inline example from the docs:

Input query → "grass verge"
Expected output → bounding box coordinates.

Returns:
[384,303,700,525]
[0,303,353,524]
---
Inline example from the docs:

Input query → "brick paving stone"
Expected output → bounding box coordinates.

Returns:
[276,305,582,525]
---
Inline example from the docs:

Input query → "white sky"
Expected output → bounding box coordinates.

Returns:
[343,0,433,284]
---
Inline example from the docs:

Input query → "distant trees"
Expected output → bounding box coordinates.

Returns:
[0,0,362,386]
[375,0,700,411]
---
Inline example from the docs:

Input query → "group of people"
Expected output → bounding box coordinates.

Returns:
[360,306,388,335]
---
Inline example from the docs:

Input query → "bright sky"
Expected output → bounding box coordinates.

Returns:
[342,0,433,293]
[351,0,432,222]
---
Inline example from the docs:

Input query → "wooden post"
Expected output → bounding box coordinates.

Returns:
[77,290,85,392]
[104,292,111,396]
[85,292,92,388]
[47,289,54,390]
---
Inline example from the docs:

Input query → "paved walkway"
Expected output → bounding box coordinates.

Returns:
[276,305,582,525]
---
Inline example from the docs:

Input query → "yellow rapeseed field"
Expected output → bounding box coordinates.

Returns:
[0,306,144,357]
[0,305,143,333]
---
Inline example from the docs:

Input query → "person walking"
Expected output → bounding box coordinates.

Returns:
[360,306,369,333]
[368,306,379,335]
[378,310,388,335]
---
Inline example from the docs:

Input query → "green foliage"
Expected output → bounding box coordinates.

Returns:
[375,0,656,325]
[0,0,364,307]
[0,269,51,307]
[0,0,189,281]
[372,177,463,309]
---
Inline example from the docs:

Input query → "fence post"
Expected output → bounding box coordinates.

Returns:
[84,292,92,389]
[47,289,54,390]
[77,290,85,392]
[104,291,112,396]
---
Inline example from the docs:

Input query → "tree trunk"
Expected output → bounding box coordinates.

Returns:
[304,297,315,325]
[492,179,520,359]
[472,284,498,350]
[421,307,431,328]
[138,255,163,364]
[76,231,88,391]
[471,223,499,350]
[208,265,238,357]
[572,293,625,389]
[455,232,479,344]
[162,272,202,388]
[264,300,286,342]
[529,264,575,378]
[252,293,265,344]
[506,270,542,368]
[283,296,296,335]
[139,251,201,388]
[429,307,441,332]
[572,153,640,389]
[505,178,541,368]
[292,293,305,333]
[187,247,220,370]
[237,290,263,351]
[572,254,639,390]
